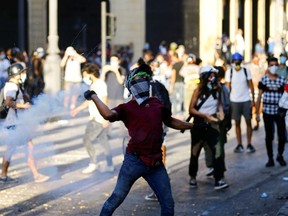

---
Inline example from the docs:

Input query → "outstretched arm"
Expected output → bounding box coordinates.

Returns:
[84,90,119,122]
[164,116,193,130]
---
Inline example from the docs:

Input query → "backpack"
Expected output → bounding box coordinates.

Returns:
[0,85,19,119]
[220,83,232,132]
[150,80,172,111]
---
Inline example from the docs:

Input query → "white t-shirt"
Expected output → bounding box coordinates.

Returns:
[88,79,107,124]
[225,67,252,102]
[235,34,245,56]
[198,94,218,115]
[64,58,82,83]
[3,82,24,126]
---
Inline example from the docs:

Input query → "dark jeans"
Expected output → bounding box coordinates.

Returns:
[100,152,174,216]
[263,113,286,158]
[189,123,225,181]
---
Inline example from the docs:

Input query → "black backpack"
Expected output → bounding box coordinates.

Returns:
[0,85,19,119]
[150,80,172,111]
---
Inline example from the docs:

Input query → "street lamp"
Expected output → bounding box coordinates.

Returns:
[44,0,61,95]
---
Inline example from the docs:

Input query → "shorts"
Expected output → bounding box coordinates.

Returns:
[231,101,252,121]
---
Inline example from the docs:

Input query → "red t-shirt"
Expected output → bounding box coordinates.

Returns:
[113,97,171,156]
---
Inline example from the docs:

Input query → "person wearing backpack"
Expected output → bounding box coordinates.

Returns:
[0,63,49,183]
[203,66,231,177]
[225,52,256,153]
[188,65,229,190]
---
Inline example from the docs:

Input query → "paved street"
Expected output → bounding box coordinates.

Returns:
[0,110,288,216]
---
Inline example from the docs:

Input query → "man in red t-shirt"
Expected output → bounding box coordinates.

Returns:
[84,58,192,216]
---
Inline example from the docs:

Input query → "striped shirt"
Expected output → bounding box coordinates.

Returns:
[258,74,285,115]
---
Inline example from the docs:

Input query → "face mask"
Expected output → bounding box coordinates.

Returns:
[129,78,150,105]
[280,56,287,65]
[207,83,212,89]
[268,65,278,74]
[20,73,27,83]
[0,54,5,60]
[154,68,161,75]
[208,76,216,84]
[83,76,92,85]
[110,61,119,68]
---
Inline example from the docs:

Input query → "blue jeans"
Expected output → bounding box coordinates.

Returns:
[100,152,174,216]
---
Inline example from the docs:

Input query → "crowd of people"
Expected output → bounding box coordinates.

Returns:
[0,39,288,215]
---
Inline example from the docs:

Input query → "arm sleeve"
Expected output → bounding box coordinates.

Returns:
[246,68,252,80]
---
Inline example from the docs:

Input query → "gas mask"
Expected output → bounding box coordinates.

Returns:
[232,61,241,71]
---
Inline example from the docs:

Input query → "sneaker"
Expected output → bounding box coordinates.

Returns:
[189,177,197,188]
[206,168,214,177]
[82,163,98,174]
[0,176,17,183]
[265,158,275,167]
[276,155,287,166]
[99,165,115,173]
[234,144,244,153]
[214,179,229,190]
[145,192,158,201]
[34,174,50,183]
[246,144,256,153]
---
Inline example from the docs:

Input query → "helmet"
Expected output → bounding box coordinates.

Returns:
[8,63,27,78]
[200,65,218,75]
[199,65,218,79]
[231,52,243,61]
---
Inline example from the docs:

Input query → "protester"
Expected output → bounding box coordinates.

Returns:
[144,59,173,201]
[0,63,49,183]
[225,52,256,153]
[256,57,287,167]
[276,53,288,79]
[60,46,86,110]
[84,58,192,215]
[0,48,10,90]
[188,65,229,190]
[203,66,231,177]
[179,53,200,114]
[71,63,114,174]
[170,52,184,116]
[100,54,127,108]
[26,47,46,100]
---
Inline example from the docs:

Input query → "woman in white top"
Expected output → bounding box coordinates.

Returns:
[188,65,229,190]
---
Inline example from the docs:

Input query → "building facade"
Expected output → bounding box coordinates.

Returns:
[0,0,287,64]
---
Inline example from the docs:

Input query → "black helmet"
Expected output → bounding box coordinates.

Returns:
[8,63,27,78]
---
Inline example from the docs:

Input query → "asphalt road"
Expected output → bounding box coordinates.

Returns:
[0,110,288,216]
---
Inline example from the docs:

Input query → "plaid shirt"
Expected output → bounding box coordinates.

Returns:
[258,74,286,115]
